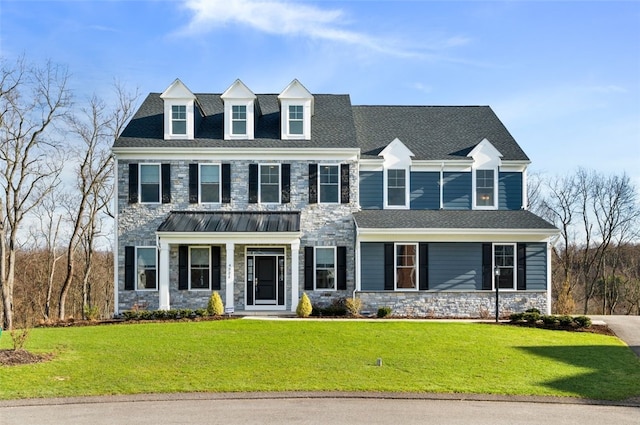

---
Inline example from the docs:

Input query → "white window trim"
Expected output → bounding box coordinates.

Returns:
[139,163,161,205]
[231,105,247,136]
[162,99,195,140]
[258,163,281,204]
[171,105,187,136]
[198,163,222,204]
[318,163,340,204]
[224,100,255,140]
[394,243,418,291]
[314,246,337,291]
[493,243,517,291]
[288,105,304,136]
[473,168,498,210]
[384,168,410,210]
[280,99,311,140]
[189,246,211,291]
[135,246,157,291]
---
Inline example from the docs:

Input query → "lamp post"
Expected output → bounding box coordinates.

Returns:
[494,266,501,322]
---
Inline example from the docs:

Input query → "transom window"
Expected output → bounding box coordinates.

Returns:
[232,105,247,135]
[288,105,304,135]
[319,165,339,203]
[200,164,220,203]
[139,164,160,203]
[315,247,336,290]
[171,105,187,135]
[190,247,210,290]
[476,169,495,207]
[259,164,280,203]
[387,169,407,207]
[494,244,515,289]
[136,247,157,290]
[396,244,417,290]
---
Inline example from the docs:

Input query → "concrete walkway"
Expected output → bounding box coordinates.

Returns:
[591,315,640,357]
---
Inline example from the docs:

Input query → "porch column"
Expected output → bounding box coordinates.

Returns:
[158,241,170,310]
[290,240,300,312]
[225,243,235,310]
[546,240,552,315]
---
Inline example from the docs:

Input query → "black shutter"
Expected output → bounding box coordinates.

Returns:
[211,246,221,290]
[189,164,198,204]
[419,243,429,290]
[178,246,188,290]
[222,163,231,203]
[517,243,527,290]
[304,247,314,290]
[161,163,171,203]
[482,243,493,290]
[308,164,318,204]
[340,163,350,204]
[248,164,258,203]
[384,243,394,290]
[128,163,138,203]
[124,246,135,290]
[337,246,347,290]
[281,163,290,204]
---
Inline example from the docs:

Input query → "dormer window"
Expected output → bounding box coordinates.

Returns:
[288,105,304,135]
[387,169,407,207]
[171,105,187,135]
[475,169,495,207]
[221,80,256,140]
[232,105,247,135]
[468,138,502,210]
[278,79,314,140]
[160,79,199,140]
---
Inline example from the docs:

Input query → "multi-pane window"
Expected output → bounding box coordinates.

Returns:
[260,164,280,203]
[288,105,304,135]
[200,164,220,203]
[136,247,157,290]
[476,169,495,207]
[140,164,160,203]
[171,105,186,135]
[387,169,406,207]
[232,105,247,135]
[319,165,339,203]
[315,247,336,290]
[396,244,417,289]
[190,247,210,290]
[494,244,515,289]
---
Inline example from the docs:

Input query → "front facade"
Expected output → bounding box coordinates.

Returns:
[112,78,558,318]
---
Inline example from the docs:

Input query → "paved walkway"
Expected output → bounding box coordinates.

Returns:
[590,315,640,357]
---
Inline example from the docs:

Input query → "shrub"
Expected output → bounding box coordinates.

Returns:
[523,312,540,324]
[207,292,225,316]
[344,298,362,317]
[525,308,541,314]
[296,293,313,318]
[509,312,525,323]
[573,315,592,328]
[542,315,559,326]
[83,305,100,321]
[377,306,392,318]
[558,315,574,327]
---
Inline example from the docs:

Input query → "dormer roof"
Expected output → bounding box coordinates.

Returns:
[278,79,314,115]
[221,79,257,100]
[160,78,196,100]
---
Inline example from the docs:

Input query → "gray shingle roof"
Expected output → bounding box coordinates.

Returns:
[157,211,300,233]
[353,210,556,231]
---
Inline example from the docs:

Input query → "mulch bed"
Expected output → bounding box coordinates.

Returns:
[0,349,54,366]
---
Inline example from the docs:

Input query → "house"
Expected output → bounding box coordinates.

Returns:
[111,78,558,317]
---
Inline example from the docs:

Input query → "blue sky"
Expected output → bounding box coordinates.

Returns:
[2,0,639,185]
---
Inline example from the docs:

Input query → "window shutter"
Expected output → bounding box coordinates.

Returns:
[482,243,492,290]
[419,243,429,290]
[384,243,394,290]
[128,163,138,203]
[248,164,258,203]
[124,246,135,290]
[308,164,318,204]
[178,245,188,290]
[222,163,231,203]
[337,246,347,290]
[211,246,221,290]
[304,247,314,290]
[517,243,527,290]
[281,163,290,204]
[189,164,198,204]
[340,163,350,204]
[161,163,171,204]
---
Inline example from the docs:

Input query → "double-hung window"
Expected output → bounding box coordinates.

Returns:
[288,105,304,135]
[190,247,210,290]
[231,105,247,135]
[387,169,407,207]
[171,105,187,135]
[315,247,336,290]
[136,247,157,290]
[494,244,515,289]
[476,169,495,207]
[396,244,417,290]
[200,164,220,203]
[140,164,161,203]
[260,164,280,203]
[319,165,339,203]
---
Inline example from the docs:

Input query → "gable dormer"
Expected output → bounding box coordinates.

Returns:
[221,79,256,140]
[160,79,199,140]
[379,138,414,209]
[278,79,314,140]
[468,138,503,210]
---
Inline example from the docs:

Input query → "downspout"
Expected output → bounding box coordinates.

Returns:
[113,155,119,317]
[439,162,444,209]
[353,221,361,302]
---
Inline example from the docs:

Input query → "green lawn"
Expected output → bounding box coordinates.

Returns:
[1,319,639,400]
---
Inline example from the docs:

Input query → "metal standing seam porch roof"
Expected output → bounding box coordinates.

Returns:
[157,211,301,233]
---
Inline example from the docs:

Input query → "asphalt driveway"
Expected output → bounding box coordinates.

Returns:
[591,315,640,357]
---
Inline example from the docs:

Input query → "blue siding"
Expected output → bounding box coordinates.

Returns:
[360,243,385,290]
[525,243,547,290]
[410,172,439,210]
[429,243,482,290]
[499,172,523,210]
[442,172,471,210]
[359,171,383,209]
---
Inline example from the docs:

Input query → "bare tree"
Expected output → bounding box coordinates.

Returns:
[0,57,70,330]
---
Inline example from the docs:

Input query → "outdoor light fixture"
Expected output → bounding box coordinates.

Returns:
[494,266,501,322]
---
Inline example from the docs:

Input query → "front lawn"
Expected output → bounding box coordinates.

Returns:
[1,319,639,400]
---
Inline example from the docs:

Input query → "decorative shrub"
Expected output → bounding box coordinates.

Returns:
[509,312,525,323]
[377,306,392,318]
[296,293,313,318]
[207,291,225,316]
[525,308,541,314]
[573,315,592,328]
[558,315,574,326]
[523,312,540,324]
[344,298,362,317]
[542,315,559,326]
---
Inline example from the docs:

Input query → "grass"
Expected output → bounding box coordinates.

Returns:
[1,319,639,400]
